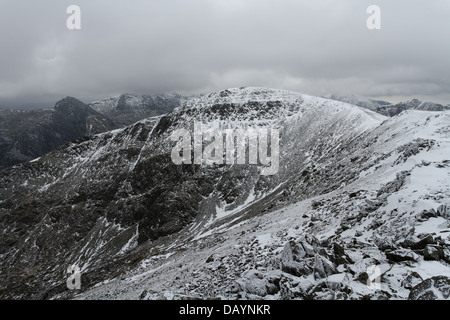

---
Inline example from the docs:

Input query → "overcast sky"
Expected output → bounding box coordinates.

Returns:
[0,0,449,108]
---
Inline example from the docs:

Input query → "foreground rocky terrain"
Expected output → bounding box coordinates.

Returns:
[0,87,449,300]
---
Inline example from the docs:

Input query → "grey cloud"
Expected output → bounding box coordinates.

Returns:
[0,0,449,107]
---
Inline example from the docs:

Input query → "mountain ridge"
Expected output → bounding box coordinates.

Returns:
[0,87,448,300]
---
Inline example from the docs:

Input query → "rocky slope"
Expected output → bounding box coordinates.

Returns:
[88,93,185,127]
[0,87,449,300]
[0,97,117,170]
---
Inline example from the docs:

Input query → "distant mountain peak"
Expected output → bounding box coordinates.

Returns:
[54,96,87,111]
[0,96,116,170]
[323,93,392,111]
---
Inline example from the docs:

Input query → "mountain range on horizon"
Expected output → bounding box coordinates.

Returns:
[323,93,450,117]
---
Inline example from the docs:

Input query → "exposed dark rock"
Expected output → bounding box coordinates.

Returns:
[376,171,410,197]
[420,209,437,220]
[278,276,303,300]
[408,276,450,300]
[395,139,435,164]
[378,100,448,117]
[361,290,393,300]
[266,283,279,295]
[444,247,450,264]
[313,254,337,280]
[280,235,331,278]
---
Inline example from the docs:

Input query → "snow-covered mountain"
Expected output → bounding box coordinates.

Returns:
[325,94,449,117]
[375,99,450,117]
[88,93,185,127]
[0,87,449,300]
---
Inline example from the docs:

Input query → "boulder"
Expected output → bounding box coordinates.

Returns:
[355,263,391,287]
[423,245,444,261]
[278,275,312,300]
[350,258,378,279]
[408,276,450,300]
[205,254,215,263]
[320,273,351,292]
[280,241,313,277]
[361,290,392,300]
[265,283,279,295]
[265,270,282,295]
[374,236,396,251]
[399,236,418,248]
[314,254,337,280]
[401,271,423,290]
[280,236,326,277]
[307,273,352,300]
[420,209,437,220]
